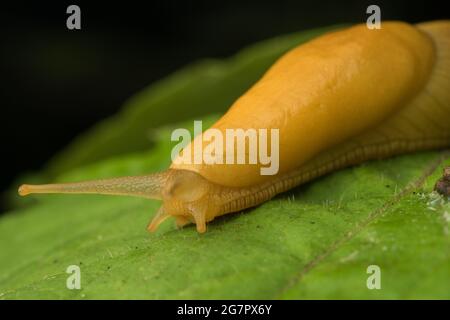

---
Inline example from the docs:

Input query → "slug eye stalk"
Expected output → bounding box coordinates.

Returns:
[18,172,168,199]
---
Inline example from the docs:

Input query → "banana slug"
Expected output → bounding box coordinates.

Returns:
[19,21,450,233]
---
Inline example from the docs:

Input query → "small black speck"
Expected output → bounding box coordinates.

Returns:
[310,221,315,224]
[256,225,262,229]
[135,246,138,249]
[385,185,390,188]
[107,266,111,270]
[79,262,83,265]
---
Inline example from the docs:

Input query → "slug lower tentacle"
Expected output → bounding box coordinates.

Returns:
[19,21,450,233]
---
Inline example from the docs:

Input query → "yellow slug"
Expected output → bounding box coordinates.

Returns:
[19,21,450,233]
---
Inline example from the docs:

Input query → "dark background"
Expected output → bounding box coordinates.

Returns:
[1,0,449,198]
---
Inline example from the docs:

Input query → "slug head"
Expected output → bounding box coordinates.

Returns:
[162,169,209,202]
[18,167,216,233]
[147,169,216,233]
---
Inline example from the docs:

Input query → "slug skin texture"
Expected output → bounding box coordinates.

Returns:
[172,21,445,187]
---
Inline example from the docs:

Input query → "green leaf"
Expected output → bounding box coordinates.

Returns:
[2,24,448,299]
[1,125,448,298]
[43,25,344,178]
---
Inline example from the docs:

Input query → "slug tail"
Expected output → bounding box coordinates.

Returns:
[18,171,170,200]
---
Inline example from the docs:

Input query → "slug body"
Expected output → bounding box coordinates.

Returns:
[19,21,450,233]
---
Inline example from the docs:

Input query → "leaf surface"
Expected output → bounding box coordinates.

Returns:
[1,132,448,298]
[2,24,448,299]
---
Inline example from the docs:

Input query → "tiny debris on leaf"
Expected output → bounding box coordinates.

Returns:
[434,166,450,197]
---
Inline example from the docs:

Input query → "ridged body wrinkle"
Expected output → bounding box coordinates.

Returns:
[19,21,450,233]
